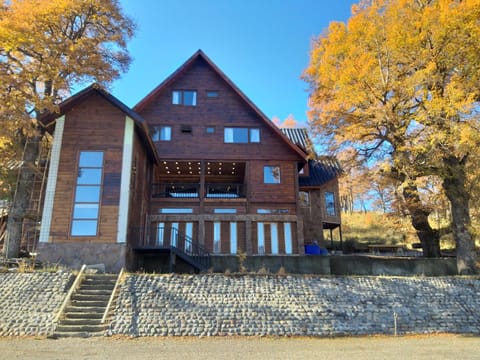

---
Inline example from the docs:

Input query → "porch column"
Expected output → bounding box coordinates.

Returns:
[296,217,305,255]
[198,216,205,246]
[199,160,205,213]
[245,219,252,255]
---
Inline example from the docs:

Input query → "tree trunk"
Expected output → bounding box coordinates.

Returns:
[3,134,42,258]
[402,181,441,257]
[442,155,477,275]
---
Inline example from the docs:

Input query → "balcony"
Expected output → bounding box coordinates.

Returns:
[152,183,246,199]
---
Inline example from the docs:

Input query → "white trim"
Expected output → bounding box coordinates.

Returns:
[39,116,65,243]
[117,117,134,243]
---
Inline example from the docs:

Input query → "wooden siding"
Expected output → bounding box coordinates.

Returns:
[138,57,303,162]
[48,93,127,243]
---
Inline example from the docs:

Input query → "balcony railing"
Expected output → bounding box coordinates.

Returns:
[205,183,245,199]
[152,183,200,198]
[152,183,246,199]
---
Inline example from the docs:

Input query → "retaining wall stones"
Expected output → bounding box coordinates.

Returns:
[109,274,480,337]
[0,272,73,336]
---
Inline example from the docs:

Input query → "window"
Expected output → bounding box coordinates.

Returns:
[224,127,260,143]
[284,223,293,254]
[172,90,197,106]
[214,208,237,214]
[250,128,260,143]
[299,191,310,207]
[325,191,336,216]
[160,208,193,214]
[71,151,103,236]
[152,126,171,141]
[271,223,279,255]
[206,90,218,98]
[206,126,215,134]
[264,166,281,184]
[257,222,265,254]
[213,221,221,254]
[230,222,237,254]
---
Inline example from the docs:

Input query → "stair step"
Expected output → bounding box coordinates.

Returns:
[55,324,106,333]
[64,312,104,319]
[58,318,102,326]
[52,332,97,338]
[71,293,111,301]
[75,289,113,296]
[71,299,108,306]
[65,306,107,313]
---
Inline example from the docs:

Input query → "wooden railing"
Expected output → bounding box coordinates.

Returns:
[152,182,246,199]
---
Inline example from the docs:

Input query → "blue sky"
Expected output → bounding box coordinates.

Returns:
[114,0,357,126]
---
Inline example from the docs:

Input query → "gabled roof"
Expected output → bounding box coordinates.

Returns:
[134,50,307,160]
[39,84,160,164]
[280,128,312,154]
[281,127,342,187]
[299,158,343,187]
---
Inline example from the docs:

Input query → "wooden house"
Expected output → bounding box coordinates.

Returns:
[33,50,341,272]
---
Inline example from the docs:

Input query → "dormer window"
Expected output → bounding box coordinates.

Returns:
[172,90,197,106]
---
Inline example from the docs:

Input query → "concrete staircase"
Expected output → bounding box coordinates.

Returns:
[54,274,117,337]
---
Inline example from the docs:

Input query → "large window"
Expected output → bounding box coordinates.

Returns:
[224,127,260,143]
[71,151,103,236]
[325,191,336,216]
[172,90,197,106]
[264,165,281,184]
[152,126,171,141]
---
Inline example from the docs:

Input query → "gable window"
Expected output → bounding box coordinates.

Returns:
[325,191,336,216]
[264,165,281,184]
[206,90,218,98]
[172,90,197,106]
[71,151,104,236]
[224,127,260,143]
[206,126,215,134]
[152,126,171,141]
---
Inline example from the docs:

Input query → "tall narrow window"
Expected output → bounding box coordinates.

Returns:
[271,223,279,255]
[157,222,165,246]
[185,222,193,253]
[170,222,178,246]
[71,151,103,236]
[264,166,281,184]
[213,221,221,254]
[257,222,265,254]
[284,223,293,254]
[325,192,336,216]
[230,222,237,254]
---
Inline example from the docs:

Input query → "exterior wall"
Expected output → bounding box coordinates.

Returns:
[300,178,341,247]
[47,93,128,244]
[138,57,301,162]
[127,130,154,246]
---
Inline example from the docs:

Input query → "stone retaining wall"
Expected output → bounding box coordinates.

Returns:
[109,274,480,337]
[1,272,479,337]
[0,272,73,336]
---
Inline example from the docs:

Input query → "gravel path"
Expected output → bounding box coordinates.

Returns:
[1,335,480,360]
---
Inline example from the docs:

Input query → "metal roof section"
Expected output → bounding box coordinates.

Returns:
[281,127,342,187]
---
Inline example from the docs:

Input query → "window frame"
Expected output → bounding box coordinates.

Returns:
[152,126,172,142]
[71,151,104,237]
[172,89,197,106]
[325,191,336,216]
[224,127,261,143]
[263,165,281,184]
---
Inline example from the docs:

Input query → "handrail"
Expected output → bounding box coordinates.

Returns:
[101,267,124,324]
[54,264,86,323]
[169,227,211,270]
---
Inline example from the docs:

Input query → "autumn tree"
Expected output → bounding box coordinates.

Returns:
[0,0,135,258]
[304,0,480,273]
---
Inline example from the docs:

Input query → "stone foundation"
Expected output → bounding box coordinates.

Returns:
[36,242,126,273]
